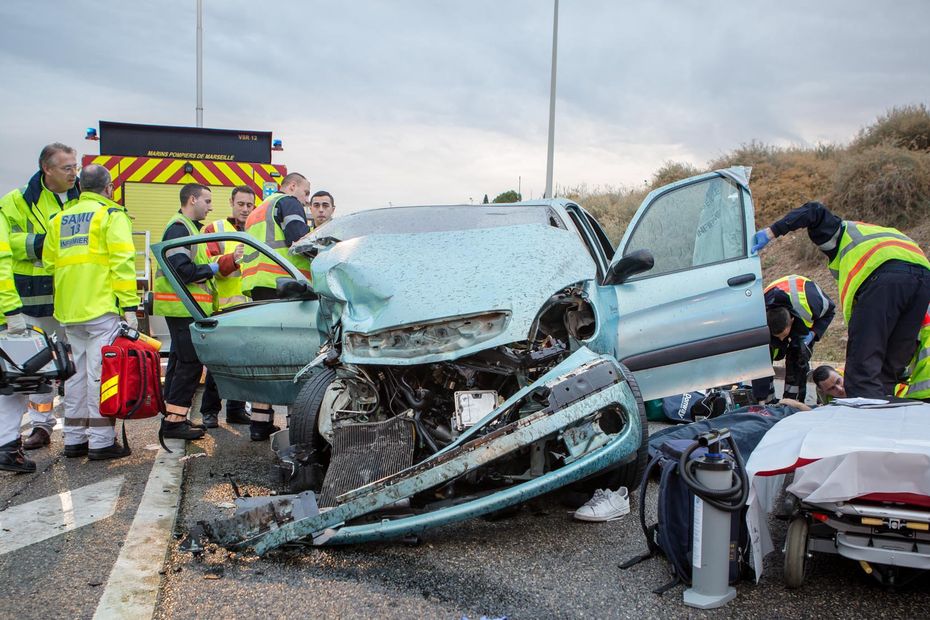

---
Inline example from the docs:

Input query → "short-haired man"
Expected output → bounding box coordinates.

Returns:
[0,215,35,472]
[199,185,255,428]
[812,365,845,404]
[44,165,138,459]
[752,275,835,404]
[241,173,312,440]
[241,172,312,301]
[153,183,218,441]
[0,143,81,449]
[308,190,335,228]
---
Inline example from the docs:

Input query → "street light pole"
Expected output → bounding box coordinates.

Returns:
[544,0,559,199]
[196,0,204,127]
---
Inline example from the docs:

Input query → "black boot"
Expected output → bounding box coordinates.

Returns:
[249,407,279,441]
[161,418,206,440]
[88,441,131,461]
[64,442,89,458]
[200,412,219,429]
[0,439,37,473]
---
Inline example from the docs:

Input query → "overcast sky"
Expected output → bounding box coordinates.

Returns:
[2,1,928,213]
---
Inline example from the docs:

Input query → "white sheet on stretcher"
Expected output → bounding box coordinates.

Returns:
[744,403,930,580]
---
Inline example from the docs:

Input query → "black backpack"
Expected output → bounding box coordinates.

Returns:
[620,438,752,594]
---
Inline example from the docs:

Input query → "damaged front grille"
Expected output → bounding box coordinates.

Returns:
[320,416,415,507]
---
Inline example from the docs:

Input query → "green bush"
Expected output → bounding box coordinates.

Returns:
[492,190,522,203]
[852,104,930,152]
[828,144,930,228]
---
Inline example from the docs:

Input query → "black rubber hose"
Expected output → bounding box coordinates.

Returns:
[678,437,749,513]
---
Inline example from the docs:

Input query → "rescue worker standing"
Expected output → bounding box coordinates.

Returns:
[0,143,81,449]
[241,173,312,441]
[198,185,255,428]
[753,201,930,398]
[0,215,35,472]
[241,172,312,301]
[753,275,835,403]
[43,165,138,460]
[153,183,217,441]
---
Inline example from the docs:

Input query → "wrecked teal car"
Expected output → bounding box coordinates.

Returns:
[153,167,771,553]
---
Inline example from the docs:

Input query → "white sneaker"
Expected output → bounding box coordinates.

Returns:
[573,487,630,522]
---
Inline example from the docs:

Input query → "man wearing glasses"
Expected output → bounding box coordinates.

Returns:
[0,143,81,450]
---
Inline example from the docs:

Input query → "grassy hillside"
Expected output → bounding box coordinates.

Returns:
[568,104,930,362]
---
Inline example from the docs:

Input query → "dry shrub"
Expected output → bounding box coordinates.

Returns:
[828,145,930,228]
[852,104,930,152]
[564,184,646,244]
[649,161,703,189]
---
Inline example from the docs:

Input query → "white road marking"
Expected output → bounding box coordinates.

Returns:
[0,476,124,555]
[93,438,185,620]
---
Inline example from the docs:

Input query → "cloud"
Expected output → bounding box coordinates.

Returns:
[0,0,928,214]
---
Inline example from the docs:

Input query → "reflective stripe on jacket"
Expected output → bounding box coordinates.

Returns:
[897,308,930,400]
[0,216,22,325]
[827,221,930,323]
[153,214,215,317]
[764,274,833,331]
[43,192,139,324]
[241,193,312,295]
[0,171,80,316]
[208,218,247,310]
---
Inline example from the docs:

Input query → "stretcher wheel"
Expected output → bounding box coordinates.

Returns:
[784,516,809,588]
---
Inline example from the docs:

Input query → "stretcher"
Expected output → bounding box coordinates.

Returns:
[743,401,930,587]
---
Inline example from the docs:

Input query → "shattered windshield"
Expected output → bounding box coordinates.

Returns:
[307,205,566,243]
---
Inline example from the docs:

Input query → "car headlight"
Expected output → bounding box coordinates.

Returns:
[345,311,510,358]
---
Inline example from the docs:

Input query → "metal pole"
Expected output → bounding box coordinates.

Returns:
[544,0,559,199]
[196,0,204,127]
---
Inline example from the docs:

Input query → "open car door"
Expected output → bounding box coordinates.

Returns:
[606,167,771,401]
[151,231,321,404]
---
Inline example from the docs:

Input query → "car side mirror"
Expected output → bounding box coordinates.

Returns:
[275,277,318,300]
[603,249,654,285]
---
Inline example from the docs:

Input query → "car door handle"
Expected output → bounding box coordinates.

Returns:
[727,273,756,287]
[196,319,218,328]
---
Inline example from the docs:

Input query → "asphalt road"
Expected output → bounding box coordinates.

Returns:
[0,412,166,619]
[4,385,930,619]
[155,404,930,619]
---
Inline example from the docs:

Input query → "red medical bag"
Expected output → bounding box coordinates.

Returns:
[100,336,164,420]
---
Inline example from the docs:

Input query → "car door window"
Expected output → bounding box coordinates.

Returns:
[624,176,745,279]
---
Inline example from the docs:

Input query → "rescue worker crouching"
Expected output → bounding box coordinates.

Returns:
[198,185,256,428]
[0,215,35,472]
[753,201,930,398]
[0,143,81,450]
[153,183,218,441]
[752,275,835,404]
[43,165,139,460]
[241,172,313,441]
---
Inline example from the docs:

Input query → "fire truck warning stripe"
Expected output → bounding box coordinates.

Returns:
[192,161,221,186]
[154,160,185,183]
[127,157,162,182]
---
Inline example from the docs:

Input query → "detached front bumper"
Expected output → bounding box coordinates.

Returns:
[195,347,643,554]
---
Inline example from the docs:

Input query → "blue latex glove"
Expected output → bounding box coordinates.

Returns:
[751,228,772,254]
[208,262,220,275]
[802,332,815,347]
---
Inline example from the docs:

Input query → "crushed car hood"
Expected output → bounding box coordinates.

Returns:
[307,223,597,364]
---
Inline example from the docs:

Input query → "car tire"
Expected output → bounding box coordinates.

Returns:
[566,362,648,497]
[287,368,336,492]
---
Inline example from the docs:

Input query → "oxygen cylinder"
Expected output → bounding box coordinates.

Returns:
[683,455,738,609]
